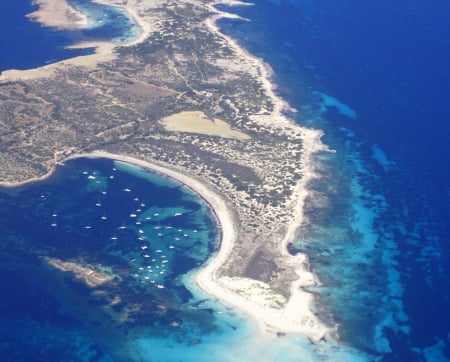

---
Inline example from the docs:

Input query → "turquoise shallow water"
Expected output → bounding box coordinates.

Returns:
[2,0,449,360]
[0,157,221,360]
[0,0,140,72]
[0,158,375,361]
[216,0,450,360]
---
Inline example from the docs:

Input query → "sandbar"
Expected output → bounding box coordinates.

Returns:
[27,0,90,30]
[1,0,149,81]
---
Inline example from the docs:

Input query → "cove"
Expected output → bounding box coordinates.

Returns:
[0,157,220,360]
[0,0,139,72]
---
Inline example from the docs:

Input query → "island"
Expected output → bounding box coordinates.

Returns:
[0,0,334,342]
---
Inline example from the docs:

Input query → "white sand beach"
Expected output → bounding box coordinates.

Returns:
[27,0,90,30]
[0,0,150,81]
[0,0,332,342]
[63,150,329,341]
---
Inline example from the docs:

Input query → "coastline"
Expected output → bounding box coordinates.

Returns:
[0,149,329,341]
[27,0,90,30]
[206,0,304,125]
[0,0,332,343]
[0,0,149,82]
[0,152,61,189]
[206,0,332,337]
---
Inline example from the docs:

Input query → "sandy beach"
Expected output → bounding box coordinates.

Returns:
[0,0,332,343]
[61,151,329,341]
[27,0,90,30]
[204,0,332,338]
[0,145,329,340]
[0,0,150,81]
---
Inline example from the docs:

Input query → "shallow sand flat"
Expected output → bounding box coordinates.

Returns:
[0,41,119,81]
[0,0,150,81]
[27,0,90,30]
[160,111,251,139]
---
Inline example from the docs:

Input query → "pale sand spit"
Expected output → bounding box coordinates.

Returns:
[0,0,150,81]
[0,0,333,341]
[66,151,330,341]
[27,0,90,30]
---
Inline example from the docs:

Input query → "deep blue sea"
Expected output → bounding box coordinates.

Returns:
[217,0,450,360]
[0,158,224,360]
[0,0,139,72]
[1,0,450,361]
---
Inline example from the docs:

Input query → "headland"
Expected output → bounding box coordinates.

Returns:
[0,0,333,341]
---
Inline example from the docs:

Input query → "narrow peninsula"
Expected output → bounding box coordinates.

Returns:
[0,0,333,341]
